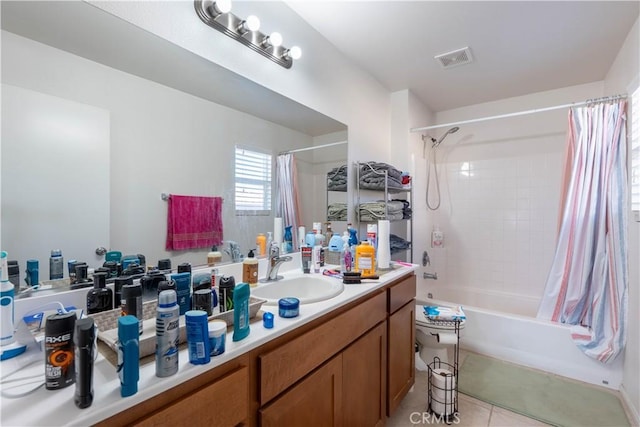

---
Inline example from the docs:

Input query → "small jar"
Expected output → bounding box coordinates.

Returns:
[278,297,300,318]
[208,320,226,356]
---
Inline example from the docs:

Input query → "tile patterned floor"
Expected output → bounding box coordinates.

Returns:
[387,351,552,427]
[389,350,635,426]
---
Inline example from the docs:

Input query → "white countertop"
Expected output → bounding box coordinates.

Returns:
[1,256,416,426]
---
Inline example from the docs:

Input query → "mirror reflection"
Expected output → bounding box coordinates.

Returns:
[0,1,348,292]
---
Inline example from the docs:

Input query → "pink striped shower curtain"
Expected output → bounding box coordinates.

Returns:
[537,99,628,363]
[276,154,301,249]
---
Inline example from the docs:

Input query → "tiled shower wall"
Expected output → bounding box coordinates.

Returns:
[425,124,566,316]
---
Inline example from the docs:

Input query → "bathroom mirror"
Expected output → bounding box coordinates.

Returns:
[1,1,348,281]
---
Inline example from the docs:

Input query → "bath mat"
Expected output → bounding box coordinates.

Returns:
[458,353,629,427]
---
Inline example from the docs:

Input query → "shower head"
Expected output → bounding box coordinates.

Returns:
[433,126,460,147]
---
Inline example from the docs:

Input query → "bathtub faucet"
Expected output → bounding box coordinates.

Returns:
[423,272,438,280]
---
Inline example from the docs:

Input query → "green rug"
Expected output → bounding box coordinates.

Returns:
[458,353,629,427]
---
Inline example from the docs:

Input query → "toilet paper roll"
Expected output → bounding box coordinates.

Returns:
[273,217,283,247]
[430,368,456,416]
[298,226,306,250]
[436,333,458,345]
[377,220,391,269]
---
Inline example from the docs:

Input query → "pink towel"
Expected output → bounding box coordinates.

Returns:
[166,195,223,251]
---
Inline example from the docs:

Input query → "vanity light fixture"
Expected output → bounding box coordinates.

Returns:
[194,0,302,69]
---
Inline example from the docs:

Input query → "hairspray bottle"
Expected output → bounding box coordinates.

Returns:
[0,251,15,346]
[74,318,96,408]
[117,315,139,397]
[156,290,179,377]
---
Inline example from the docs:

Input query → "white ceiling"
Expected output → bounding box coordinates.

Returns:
[288,1,639,112]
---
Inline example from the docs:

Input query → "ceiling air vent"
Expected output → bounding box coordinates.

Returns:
[434,47,473,69]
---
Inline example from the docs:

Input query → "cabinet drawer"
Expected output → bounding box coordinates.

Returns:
[260,291,386,405]
[388,274,416,314]
[134,366,249,427]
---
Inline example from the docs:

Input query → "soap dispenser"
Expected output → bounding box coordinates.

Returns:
[86,272,113,314]
[242,250,258,287]
[207,245,222,266]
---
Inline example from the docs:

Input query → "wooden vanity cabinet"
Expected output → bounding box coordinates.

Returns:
[258,273,415,427]
[95,272,416,427]
[387,274,417,416]
[259,321,387,427]
[96,354,250,427]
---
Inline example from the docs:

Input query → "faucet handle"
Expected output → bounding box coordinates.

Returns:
[269,244,280,258]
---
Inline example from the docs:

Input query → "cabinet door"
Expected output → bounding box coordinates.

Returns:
[343,322,387,427]
[260,355,343,427]
[387,300,416,416]
[133,366,248,427]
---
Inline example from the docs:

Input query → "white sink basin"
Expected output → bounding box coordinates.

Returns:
[251,274,344,305]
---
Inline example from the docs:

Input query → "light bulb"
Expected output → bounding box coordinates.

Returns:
[287,46,302,60]
[269,32,283,47]
[245,15,260,32]
[211,0,232,15]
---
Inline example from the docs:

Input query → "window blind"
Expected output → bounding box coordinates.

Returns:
[235,147,272,214]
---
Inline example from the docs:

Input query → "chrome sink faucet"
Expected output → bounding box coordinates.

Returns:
[224,241,243,263]
[264,245,292,282]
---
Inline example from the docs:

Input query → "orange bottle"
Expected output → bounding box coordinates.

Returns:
[256,233,267,257]
[355,241,376,276]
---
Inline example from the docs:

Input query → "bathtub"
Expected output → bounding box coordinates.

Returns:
[418,297,625,390]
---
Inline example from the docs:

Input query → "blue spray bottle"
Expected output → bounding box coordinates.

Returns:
[283,226,293,254]
[348,226,358,263]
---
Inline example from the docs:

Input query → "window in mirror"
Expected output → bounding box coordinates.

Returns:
[235,146,272,215]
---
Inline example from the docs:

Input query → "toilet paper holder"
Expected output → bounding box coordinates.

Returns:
[427,319,461,421]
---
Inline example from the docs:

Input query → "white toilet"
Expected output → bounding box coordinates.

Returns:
[415,303,465,368]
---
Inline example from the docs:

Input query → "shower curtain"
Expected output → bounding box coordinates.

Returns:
[276,153,301,249]
[537,99,628,363]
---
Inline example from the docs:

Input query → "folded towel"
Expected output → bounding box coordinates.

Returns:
[166,195,223,251]
[423,305,466,321]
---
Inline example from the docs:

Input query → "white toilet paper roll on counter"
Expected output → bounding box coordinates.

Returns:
[377,220,391,269]
[430,368,456,416]
[436,333,458,345]
[298,226,306,250]
[273,217,283,248]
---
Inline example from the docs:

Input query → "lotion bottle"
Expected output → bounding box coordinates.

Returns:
[207,245,223,266]
[256,234,267,257]
[355,241,376,276]
[242,250,259,287]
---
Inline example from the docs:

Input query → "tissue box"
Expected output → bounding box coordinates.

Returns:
[23,306,84,332]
